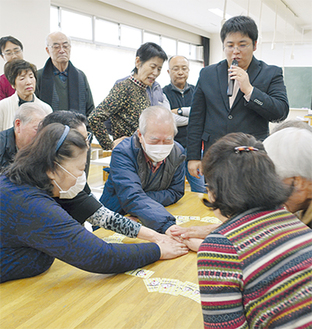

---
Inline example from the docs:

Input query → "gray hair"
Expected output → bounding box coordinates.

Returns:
[263,127,312,180]
[139,105,178,136]
[271,120,312,134]
[14,103,47,126]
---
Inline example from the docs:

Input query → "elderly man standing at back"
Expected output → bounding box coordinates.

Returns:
[100,105,185,234]
[0,103,47,168]
[163,56,205,193]
[35,32,94,117]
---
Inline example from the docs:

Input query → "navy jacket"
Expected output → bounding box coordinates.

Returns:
[0,127,101,224]
[0,127,16,168]
[0,175,160,283]
[100,133,186,233]
[187,56,289,160]
[163,83,195,148]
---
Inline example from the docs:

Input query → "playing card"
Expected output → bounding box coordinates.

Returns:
[179,281,199,298]
[175,215,190,225]
[189,216,201,221]
[158,278,180,295]
[102,236,123,243]
[200,216,222,224]
[111,233,127,241]
[125,268,154,279]
[143,278,162,292]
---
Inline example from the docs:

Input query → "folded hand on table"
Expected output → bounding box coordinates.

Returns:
[166,224,221,252]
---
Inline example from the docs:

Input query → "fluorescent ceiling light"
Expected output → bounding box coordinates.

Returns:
[209,8,232,20]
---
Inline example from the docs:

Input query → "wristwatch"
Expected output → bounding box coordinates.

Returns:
[177,108,183,116]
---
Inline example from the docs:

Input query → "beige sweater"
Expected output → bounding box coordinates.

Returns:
[0,92,52,131]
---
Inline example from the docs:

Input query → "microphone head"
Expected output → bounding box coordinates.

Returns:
[232,59,238,66]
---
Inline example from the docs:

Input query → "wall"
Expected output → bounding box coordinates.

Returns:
[0,0,51,74]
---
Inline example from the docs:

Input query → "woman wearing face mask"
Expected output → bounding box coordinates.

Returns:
[0,59,52,131]
[0,123,188,283]
[41,110,183,244]
[88,42,168,150]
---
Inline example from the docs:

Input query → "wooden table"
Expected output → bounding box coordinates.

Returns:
[0,192,216,329]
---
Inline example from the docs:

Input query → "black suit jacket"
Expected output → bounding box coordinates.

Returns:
[187,56,289,160]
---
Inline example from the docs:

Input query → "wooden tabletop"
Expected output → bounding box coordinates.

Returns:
[0,192,216,329]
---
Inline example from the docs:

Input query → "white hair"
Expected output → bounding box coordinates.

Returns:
[263,127,312,180]
[14,103,47,125]
[139,105,178,136]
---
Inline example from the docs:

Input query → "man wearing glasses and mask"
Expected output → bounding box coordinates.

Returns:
[187,15,289,180]
[101,105,186,235]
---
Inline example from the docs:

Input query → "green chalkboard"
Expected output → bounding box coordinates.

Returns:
[284,67,312,109]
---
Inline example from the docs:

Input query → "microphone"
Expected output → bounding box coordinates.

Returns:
[227,59,238,97]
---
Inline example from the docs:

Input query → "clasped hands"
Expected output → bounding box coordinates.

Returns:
[166,224,221,252]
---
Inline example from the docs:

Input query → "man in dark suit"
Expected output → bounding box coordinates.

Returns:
[187,15,289,178]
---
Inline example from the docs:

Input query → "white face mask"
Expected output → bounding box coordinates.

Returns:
[142,135,174,163]
[53,163,86,199]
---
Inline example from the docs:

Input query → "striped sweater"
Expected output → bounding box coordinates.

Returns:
[197,207,312,329]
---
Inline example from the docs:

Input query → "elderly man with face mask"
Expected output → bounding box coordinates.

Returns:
[100,105,186,234]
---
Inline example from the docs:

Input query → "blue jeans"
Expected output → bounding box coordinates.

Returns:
[185,161,206,193]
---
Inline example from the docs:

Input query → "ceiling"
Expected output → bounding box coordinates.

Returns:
[99,0,312,43]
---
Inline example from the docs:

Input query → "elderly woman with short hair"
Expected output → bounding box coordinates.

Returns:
[197,132,312,328]
[0,59,52,131]
[88,42,168,150]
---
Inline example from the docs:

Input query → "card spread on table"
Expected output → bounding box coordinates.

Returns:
[179,281,201,302]
[125,268,154,279]
[143,278,200,303]
[102,236,123,244]
[200,216,222,224]
[175,215,190,225]
[144,278,162,292]
[102,233,127,244]
[158,279,180,295]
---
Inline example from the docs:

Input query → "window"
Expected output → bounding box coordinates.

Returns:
[120,25,142,49]
[161,36,176,57]
[95,19,119,45]
[50,6,204,104]
[178,41,190,57]
[61,9,92,41]
[143,32,160,45]
[50,6,59,32]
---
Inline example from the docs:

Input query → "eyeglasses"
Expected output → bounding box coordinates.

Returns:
[170,66,189,72]
[49,43,71,51]
[3,48,22,57]
[224,43,252,52]
[85,132,92,145]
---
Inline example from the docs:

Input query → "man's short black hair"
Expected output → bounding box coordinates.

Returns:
[220,16,258,45]
[0,36,23,56]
